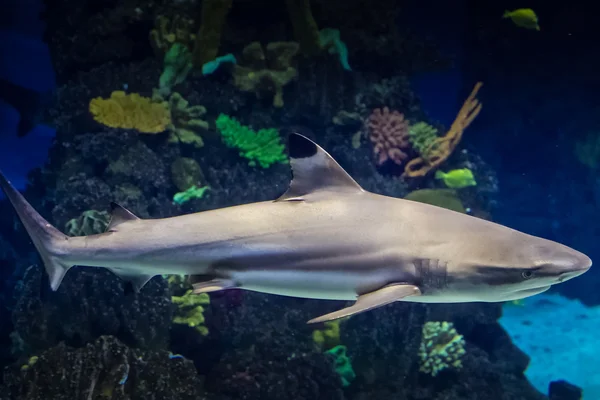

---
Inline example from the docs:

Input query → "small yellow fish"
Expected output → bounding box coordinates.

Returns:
[434,168,477,189]
[503,8,540,31]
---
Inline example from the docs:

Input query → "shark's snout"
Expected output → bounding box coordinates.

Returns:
[546,248,592,282]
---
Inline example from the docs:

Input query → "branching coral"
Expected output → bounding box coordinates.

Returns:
[158,43,193,97]
[233,41,299,108]
[172,290,210,336]
[133,91,208,148]
[149,15,196,57]
[89,91,171,133]
[192,0,233,67]
[404,82,483,178]
[163,92,209,148]
[418,321,466,376]
[285,0,322,55]
[367,107,411,166]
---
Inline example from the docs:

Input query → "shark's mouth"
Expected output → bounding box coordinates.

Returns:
[517,285,551,296]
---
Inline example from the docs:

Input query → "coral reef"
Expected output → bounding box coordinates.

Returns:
[0,2,555,400]
[11,265,171,353]
[0,335,204,400]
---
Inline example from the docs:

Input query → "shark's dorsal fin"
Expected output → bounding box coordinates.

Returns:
[276,133,364,201]
[107,202,140,231]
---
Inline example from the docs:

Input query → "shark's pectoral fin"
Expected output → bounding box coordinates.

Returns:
[192,278,237,294]
[108,269,154,292]
[107,203,140,232]
[307,284,421,324]
[276,133,364,201]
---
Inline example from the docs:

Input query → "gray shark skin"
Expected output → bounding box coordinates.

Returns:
[0,133,592,323]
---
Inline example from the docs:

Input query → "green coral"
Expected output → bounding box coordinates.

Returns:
[409,122,438,161]
[215,114,288,168]
[172,290,211,336]
[173,185,210,205]
[325,345,356,387]
[159,43,193,97]
[418,321,466,377]
[65,210,110,236]
[319,28,351,71]
[152,91,209,148]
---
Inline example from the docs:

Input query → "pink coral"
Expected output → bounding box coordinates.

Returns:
[367,107,411,166]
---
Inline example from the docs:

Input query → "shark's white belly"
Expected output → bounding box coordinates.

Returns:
[228,268,386,300]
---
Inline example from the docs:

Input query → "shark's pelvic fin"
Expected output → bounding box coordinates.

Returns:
[276,133,364,201]
[307,283,421,324]
[107,202,140,232]
[192,278,237,294]
[0,171,72,291]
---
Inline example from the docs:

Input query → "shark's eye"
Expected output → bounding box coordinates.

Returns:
[521,270,533,279]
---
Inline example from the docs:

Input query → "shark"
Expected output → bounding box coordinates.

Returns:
[0,133,592,323]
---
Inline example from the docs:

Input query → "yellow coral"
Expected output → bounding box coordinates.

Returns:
[89,91,171,133]
[312,319,342,351]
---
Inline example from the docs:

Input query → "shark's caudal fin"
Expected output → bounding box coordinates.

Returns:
[276,132,364,201]
[0,171,72,290]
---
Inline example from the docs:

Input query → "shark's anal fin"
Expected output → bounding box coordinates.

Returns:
[108,269,154,293]
[192,278,237,294]
[276,133,364,201]
[307,283,421,324]
[107,202,140,232]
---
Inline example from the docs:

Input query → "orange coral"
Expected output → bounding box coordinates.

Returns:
[403,82,483,178]
[367,107,411,166]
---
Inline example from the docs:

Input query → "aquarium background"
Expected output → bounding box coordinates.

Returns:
[0,0,598,399]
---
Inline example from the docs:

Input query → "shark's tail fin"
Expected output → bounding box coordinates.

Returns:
[0,171,72,290]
